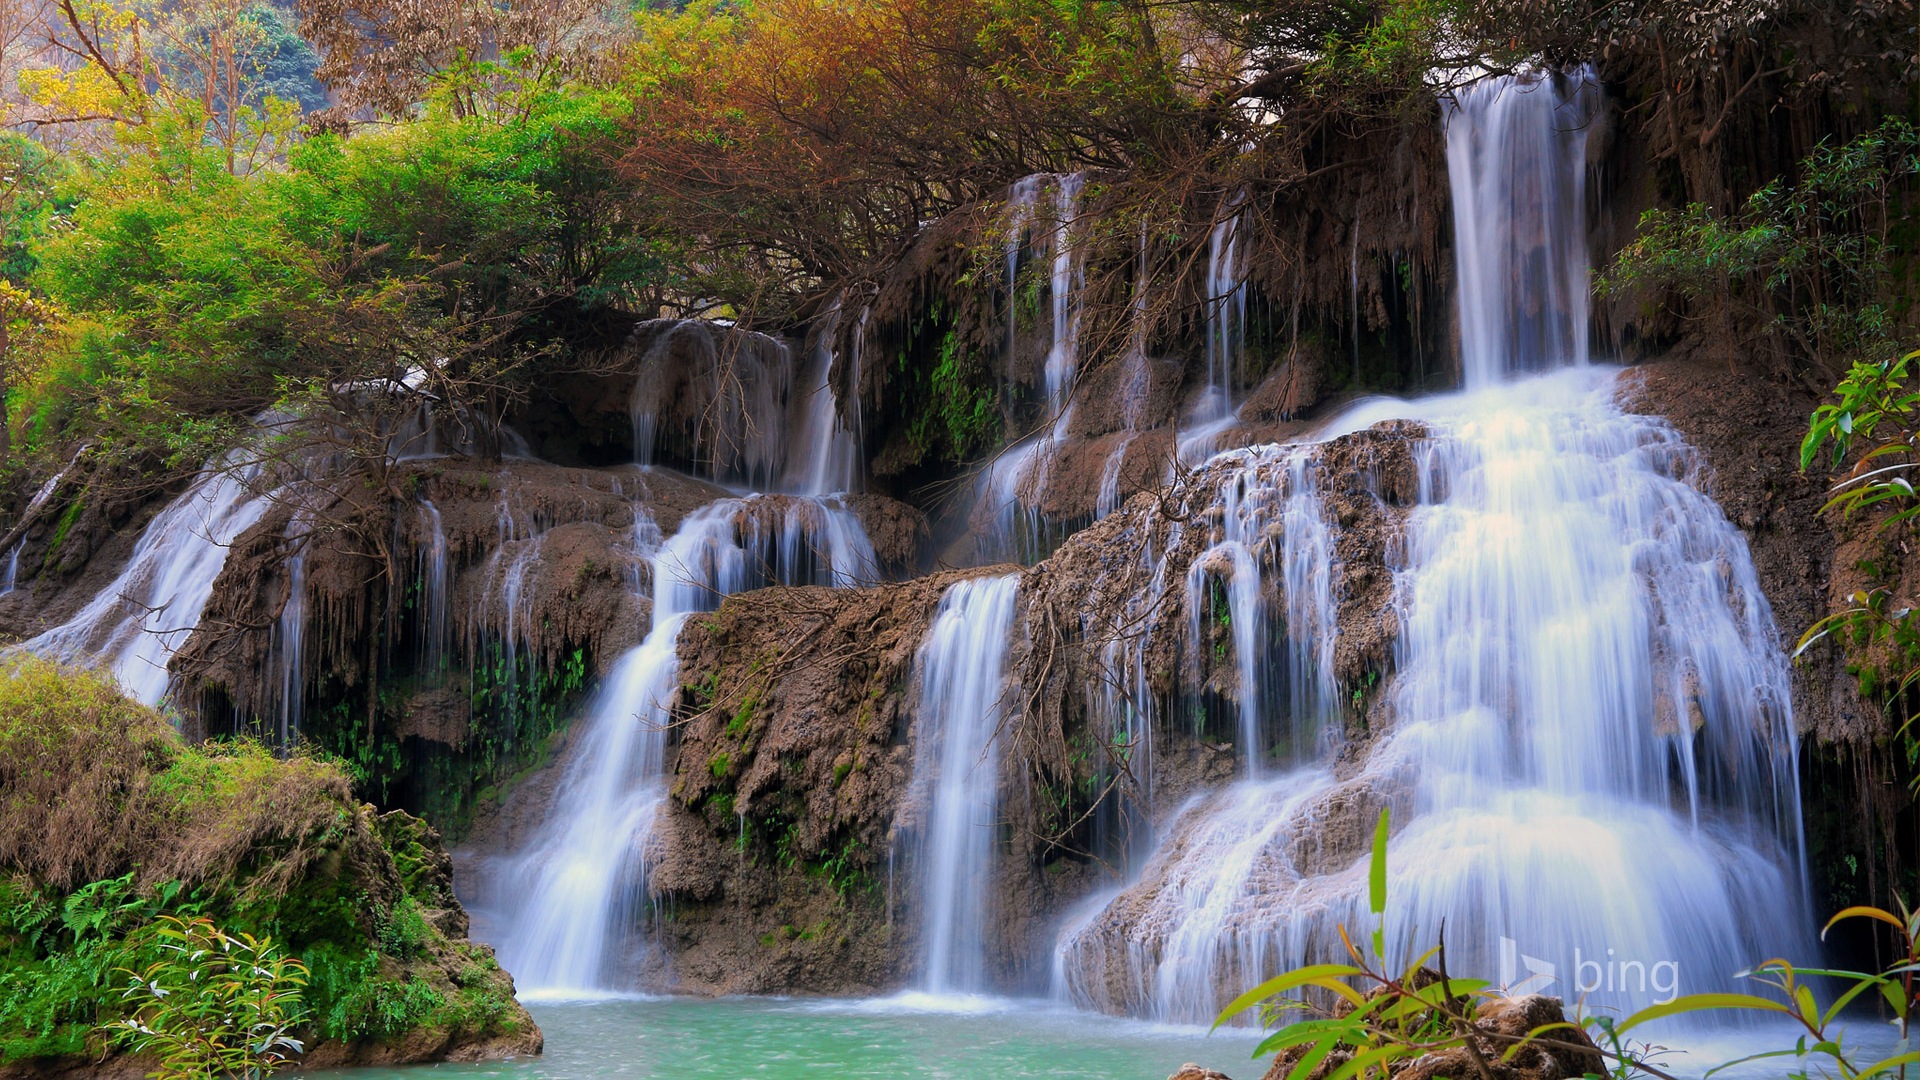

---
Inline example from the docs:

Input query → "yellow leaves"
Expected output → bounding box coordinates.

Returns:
[17,64,128,119]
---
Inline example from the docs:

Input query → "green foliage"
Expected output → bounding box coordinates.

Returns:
[110,915,307,1080]
[1222,809,1920,1080]
[895,308,1001,466]
[13,83,664,475]
[0,662,516,1068]
[1795,349,1920,785]
[375,898,432,962]
[1602,119,1920,374]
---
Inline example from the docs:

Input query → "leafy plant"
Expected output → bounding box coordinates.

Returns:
[1797,349,1920,783]
[109,915,308,1080]
[1221,809,1920,1080]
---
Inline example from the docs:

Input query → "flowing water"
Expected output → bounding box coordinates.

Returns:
[18,449,273,706]
[980,173,1088,557]
[1051,68,1812,1028]
[484,495,879,996]
[905,574,1024,996]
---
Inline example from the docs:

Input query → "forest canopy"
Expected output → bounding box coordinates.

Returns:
[0,0,1910,491]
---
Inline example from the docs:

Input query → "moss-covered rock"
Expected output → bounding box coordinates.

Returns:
[0,657,539,1076]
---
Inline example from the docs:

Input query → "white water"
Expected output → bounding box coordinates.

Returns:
[629,321,796,489]
[491,494,878,996]
[416,499,450,673]
[19,451,271,706]
[787,301,862,497]
[980,174,1087,557]
[269,515,309,746]
[1052,70,1812,1027]
[907,574,1023,996]
[1446,70,1598,389]
[1195,198,1248,427]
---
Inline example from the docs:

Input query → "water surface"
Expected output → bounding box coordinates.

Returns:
[300,996,1263,1079]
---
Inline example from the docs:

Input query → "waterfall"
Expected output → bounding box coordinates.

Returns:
[980,174,1087,558]
[1197,198,1248,426]
[1052,70,1811,1026]
[628,321,795,488]
[1183,446,1339,777]
[490,493,877,996]
[786,302,861,497]
[19,451,271,707]
[1446,70,1598,389]
[269,517,309,747]
[417,499,450,674]
[907,574,1022,997]
[0,541,21,596]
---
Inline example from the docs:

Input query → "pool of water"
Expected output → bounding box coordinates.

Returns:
[295,995,1266,1080]
[291,994,1911,1079]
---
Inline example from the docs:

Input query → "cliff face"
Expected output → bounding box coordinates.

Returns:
[0,41,1909,1013]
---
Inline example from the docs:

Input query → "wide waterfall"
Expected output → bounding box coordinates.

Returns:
[1051,68,1812,1026]
[489,494,878,996]
[905,574,1023,997]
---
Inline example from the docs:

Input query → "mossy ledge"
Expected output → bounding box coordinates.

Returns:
[0,657,540,1077]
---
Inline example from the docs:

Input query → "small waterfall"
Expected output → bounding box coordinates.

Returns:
[980,174,1087,557]
[491,494,877,996]
[19,452,271,706]
[1183,447,1339,777]
[907,574,1022,997]
[268,516,309,746]
[628,321,795,488]
[1445,70,1597,389]
[1096,222,1157,520]
[1196,198,1248,426]
[1053,70,1811,1026]
[0,541,21,596]
[785,302,861,497]
[417,499,450,674]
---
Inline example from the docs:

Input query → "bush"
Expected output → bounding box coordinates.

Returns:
[110,915,307,1080]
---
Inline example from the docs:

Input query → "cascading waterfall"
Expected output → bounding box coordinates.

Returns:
[981,174,1088,557]
[1097,222,1158,520]
[1052,69,1812,1026]
[629,322,796,488]
[1175,199,1253,468]
[18,450,272,706]
[787,301,861,497]
[1183,446,1340,778]
[491,493,878,996]
[1447,70,1597,389]
[905,574,1022,997]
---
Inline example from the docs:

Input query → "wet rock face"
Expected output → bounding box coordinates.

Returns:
[1012,418,1425,787]
[1615,355,1858,743]
[648,572,988,995]
[515,319,804,484]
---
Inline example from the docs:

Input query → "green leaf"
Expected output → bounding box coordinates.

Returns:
[1213,965,1364,1030]
[1616,993,1790,1034]
[1369,807,1389,957]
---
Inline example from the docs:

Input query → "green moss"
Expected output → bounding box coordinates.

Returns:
[708,751,731,779]
[42,500,83,561]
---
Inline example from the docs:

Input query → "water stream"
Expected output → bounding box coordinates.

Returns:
[18,449,273,706]
[1051,68,1811,1027]
[486,494,878,996]
[906,574,1023,997]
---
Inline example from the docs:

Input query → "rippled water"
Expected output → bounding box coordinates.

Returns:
[295,997,1262,1080]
